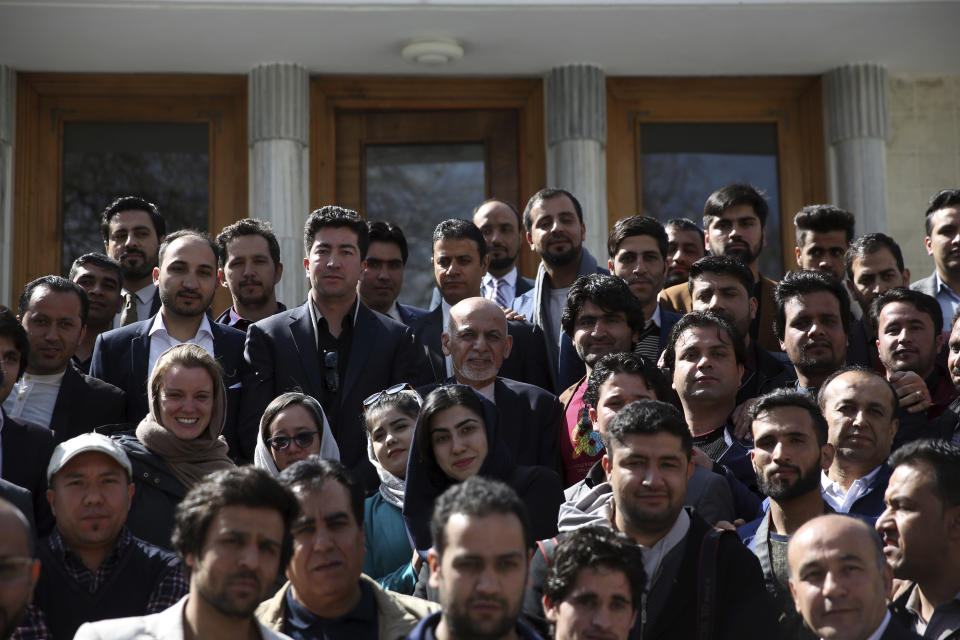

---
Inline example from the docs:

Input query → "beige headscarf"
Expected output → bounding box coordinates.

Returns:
[135,344,234,489]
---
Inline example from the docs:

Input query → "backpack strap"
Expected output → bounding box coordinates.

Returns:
[535,537,559,566]
[696,528,734,640]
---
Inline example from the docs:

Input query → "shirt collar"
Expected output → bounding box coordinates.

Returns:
[483,266,518,288]
[122,282,157,303]
[309,295,360,329]
[49,526,132,563]
[284,579,375,630]
[149,310,214,340]
[821,464,884,495]
[935,272,960,299]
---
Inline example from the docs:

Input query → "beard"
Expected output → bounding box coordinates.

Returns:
[488,248,519,272]
[120,254,156,282]
[722,244,760,266]
[442,592,522,640]
[196,570,263,619]
[234,282,272,309]
[159,287,215,318]
[540,244,580,267]
[794,349,843,379]
[664,270,688,288]
[757,458,822,501]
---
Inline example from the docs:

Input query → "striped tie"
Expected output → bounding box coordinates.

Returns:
[493,277,509,309]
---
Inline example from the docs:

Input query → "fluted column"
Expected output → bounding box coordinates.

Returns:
[825,64,890,233]
[545,65,608,264]
[249,62,310,307]
[0,66,14,307]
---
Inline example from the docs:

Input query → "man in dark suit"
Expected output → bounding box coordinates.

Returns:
[100,195,165,327]
[660,183,781,353]
[413,218,553,391]
[241,206,430,486]
[474,199,534,308]
[789,514,923,640]
[912,189,960,332]
[357,220,429,326]
[89,230,246,457]
[214,218,287,331]
[418,297,561,471]
[3,278,125,443]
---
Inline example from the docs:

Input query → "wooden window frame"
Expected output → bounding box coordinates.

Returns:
[607,76,826,272]
[13,73,247,307]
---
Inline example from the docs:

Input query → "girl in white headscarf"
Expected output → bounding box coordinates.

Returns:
[253,392,339,475]
[361,384,421,594]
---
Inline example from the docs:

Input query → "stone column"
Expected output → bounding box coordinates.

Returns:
[249,62,310,307]
[825,64,890,233]
[545,65,608,265]
[0,66,14,308]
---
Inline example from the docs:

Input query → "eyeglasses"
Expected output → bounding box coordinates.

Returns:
[0,557,35,584]
[322,350,339,393]
[266,431,321,451]
[362,383,421,412]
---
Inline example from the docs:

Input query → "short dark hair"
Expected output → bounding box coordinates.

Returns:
[889,439,960,508]
[561,274,645,339]
[0,306,29,380]
[158,229,220,268]
[543,525,645,609]
[522,188,584,234]
[171,466,299,574]
[747,388,829,446]
[703,184,768,229]
[844,233,906,281]
[665,217,705,249]
[215,218,281,269]
[69,253,124,288]
[415,385,485,480]
[432,219,487,260]
[607,215,668,259]
[774,270,851,341]
[924,189,960,236]
[278,456,365,527]
[603,399,692,460]
[870,287,943,337]
[430,476,531,556]
[686,255,756,298]
[18,275,89,327]
[258,392,328,449]
[794,204,855,246]
[663,311,745,371]
[474,199,523,231]
[99,196,166,243]
[584,352,671,410]
[817,365,899,417]
[304,206,370,259]
[367,220,410,265]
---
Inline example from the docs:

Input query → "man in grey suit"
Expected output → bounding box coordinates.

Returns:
[74,466,298,640]
[912,189,960,332]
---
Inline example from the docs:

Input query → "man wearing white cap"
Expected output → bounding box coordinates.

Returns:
[11,433,187,640]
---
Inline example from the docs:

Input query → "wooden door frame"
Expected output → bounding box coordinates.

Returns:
[310,76,546,277]
[607,76,826,271]
[13,73,247,308]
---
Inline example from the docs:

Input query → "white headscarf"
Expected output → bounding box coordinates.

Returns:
[253,395,340,477]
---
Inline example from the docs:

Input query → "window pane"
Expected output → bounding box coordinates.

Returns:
[61,122,209,274]
[640,122,782,278]
[365,143,485,309]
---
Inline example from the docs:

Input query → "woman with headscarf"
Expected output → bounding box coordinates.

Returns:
[111,343,234,549]
[361,384,420,593]
[253,392,340,476]
[402,384,563,557]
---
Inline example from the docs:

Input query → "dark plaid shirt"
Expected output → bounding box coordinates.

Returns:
[12,527,188,640]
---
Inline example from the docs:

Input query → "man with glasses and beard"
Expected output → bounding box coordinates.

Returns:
[738,389,836,639]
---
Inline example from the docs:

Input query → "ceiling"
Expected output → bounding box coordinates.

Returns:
[1,1,958,76]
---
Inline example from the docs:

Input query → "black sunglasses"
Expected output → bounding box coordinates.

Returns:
[266,431,320,451]
[323,350,339,393]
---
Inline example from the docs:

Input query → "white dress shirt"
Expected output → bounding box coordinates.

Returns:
[147,313,216,378]
[820,464,884,513]
[2,371,65,430]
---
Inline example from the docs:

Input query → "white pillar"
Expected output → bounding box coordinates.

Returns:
[0,66,14,308]
[545,65,608,264]
[249,62,310,307]
[825,64,890,233]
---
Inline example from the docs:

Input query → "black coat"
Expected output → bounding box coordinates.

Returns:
[49,364,127,442]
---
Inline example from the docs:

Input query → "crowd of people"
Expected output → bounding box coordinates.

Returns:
[2,184,960,640]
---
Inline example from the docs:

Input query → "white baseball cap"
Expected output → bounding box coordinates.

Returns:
[47,433,132,484]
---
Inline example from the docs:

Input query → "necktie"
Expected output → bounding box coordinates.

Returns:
[493,277,509,309]
[120,292,139,326]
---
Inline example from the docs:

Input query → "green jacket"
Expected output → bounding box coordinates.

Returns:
[256,573,439,640]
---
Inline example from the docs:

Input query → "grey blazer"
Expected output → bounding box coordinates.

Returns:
[911,271,938,296]
[73,595,294,640]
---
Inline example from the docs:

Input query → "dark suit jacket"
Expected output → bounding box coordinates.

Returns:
[1,411,55,534]
[396,303,430,327]
[241,299,431,484]
[49,364,126,442]
[417,377,562,472]
[0,478,35,534]
[88,318,247,459]
[661,274,781,353]
[411,306,554,393]
[847,463,894,524]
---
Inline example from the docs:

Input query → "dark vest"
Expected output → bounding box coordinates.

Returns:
[34,535,177,640]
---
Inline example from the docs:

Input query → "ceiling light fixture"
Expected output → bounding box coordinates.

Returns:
[401,38,464,65]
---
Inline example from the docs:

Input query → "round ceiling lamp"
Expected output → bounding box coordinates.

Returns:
[401,38,464,65]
